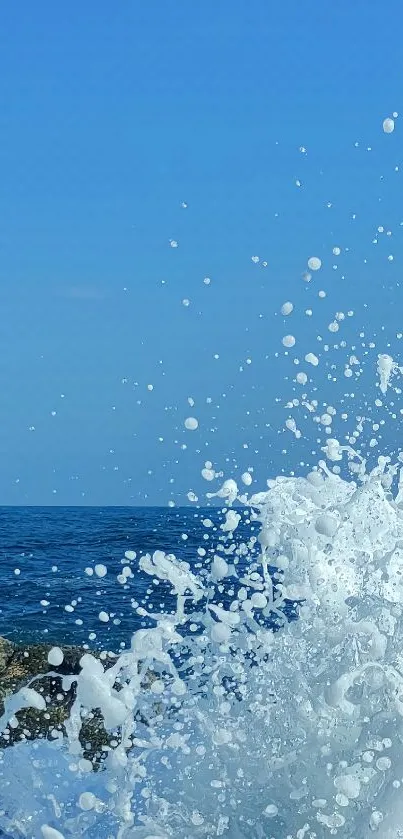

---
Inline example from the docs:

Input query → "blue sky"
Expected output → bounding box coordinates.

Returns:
[1,0,402,504]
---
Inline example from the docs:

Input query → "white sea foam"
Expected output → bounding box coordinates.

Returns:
[3,435,403,837]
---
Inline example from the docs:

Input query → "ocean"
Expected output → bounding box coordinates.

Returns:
[0,506,260,650]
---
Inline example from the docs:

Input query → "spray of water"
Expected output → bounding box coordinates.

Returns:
[1,114,403,838]
[3,431,403,837]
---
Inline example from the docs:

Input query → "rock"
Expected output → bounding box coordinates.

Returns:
[0,636,150,765]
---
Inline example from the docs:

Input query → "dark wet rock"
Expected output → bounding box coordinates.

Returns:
[0,636,151,764]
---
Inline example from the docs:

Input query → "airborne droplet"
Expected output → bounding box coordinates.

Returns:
[184,417,199,430]
[383,117,395,134]
[307,256,322,271]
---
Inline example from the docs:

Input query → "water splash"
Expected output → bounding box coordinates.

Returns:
[2,113,403,839]
[3,431,403,836]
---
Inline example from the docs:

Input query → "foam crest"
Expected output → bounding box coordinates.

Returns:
[3,443,403,837]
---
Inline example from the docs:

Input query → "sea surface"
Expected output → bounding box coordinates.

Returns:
[0,506,259,650]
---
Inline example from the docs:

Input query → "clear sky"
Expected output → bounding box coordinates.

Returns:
[1,0,402,504]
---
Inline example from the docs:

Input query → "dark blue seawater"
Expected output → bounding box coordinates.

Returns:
[0,507,261,650]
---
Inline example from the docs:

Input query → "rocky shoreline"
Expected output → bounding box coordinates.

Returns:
[0,636,150,764]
